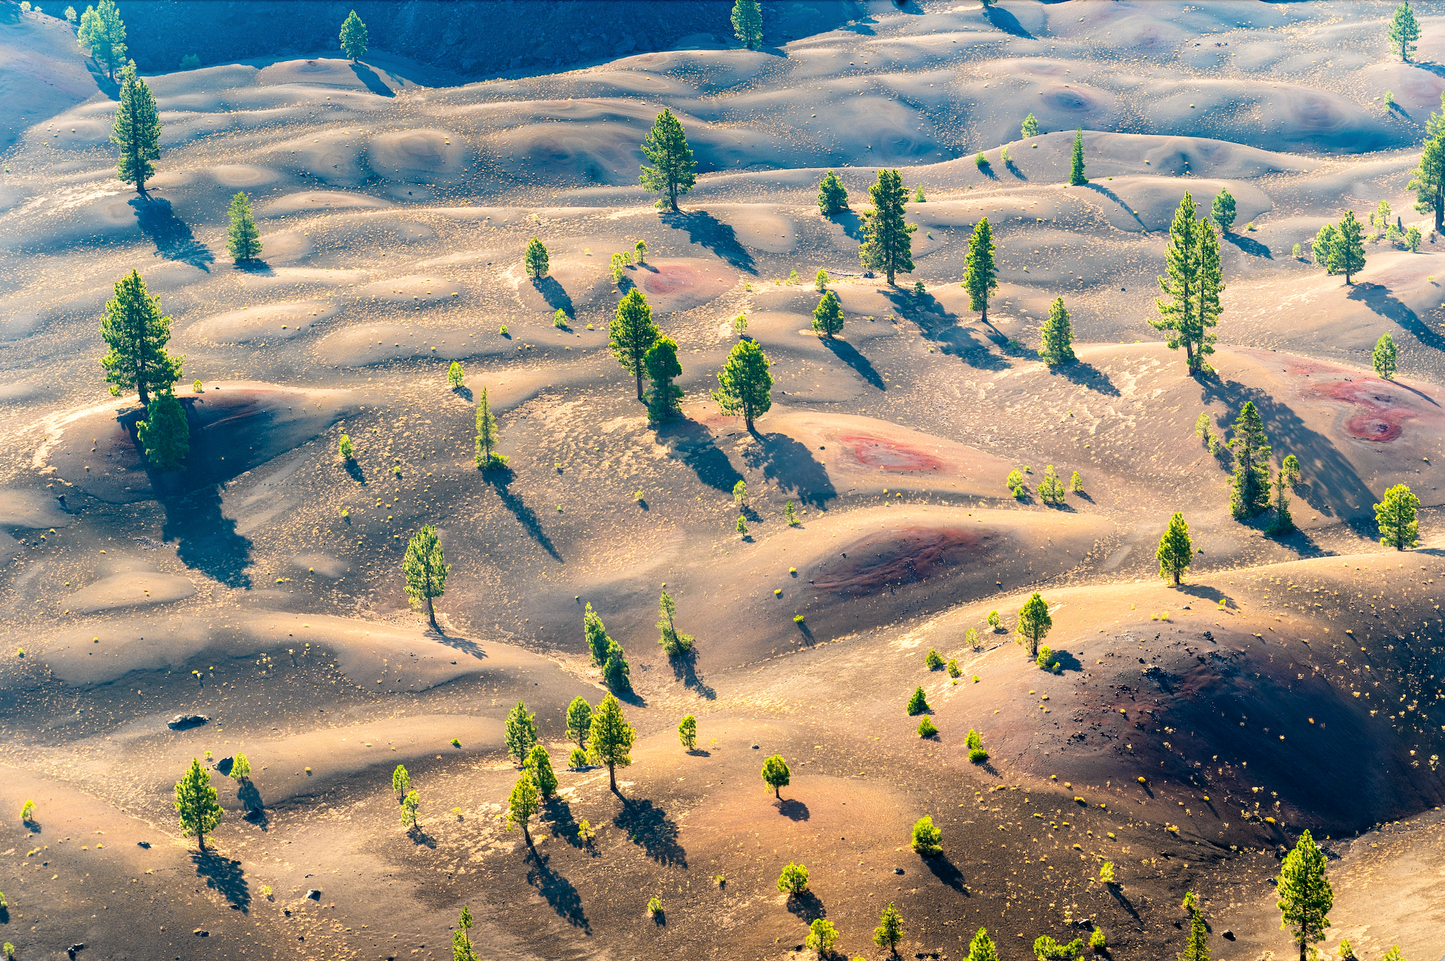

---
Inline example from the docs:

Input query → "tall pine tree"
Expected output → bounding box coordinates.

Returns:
[1156,512,1193,585]
[817,171,848,215]
[1151,193,1223,374]
[712,339,772,431]
[962,217,998,324]
[1229,401,1272,520]
[137,391,190,471]
[610,288,661,400]
[112,63,161,197]
[174,758,222,851]
[1409,100,1445,231]
[644,335,684,424]
[587,693,635,792]
[77,0,126,80]
[860,169,915,285]
[1327,210,1366,284]
[339,10,368,61]
[1038,296,1075,365]
[1070,127,1088,185]
[1181,906,1210,961]
[99,270,182,404]
[402,525,449,632]
[639,108,697,211]
[226,191,262,262]
[474,388,504,469]
[1388,1,1421,61]
[1277,830,1332,961]
[731,0,763,50]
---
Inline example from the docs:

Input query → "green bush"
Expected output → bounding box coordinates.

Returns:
[1006,469,1026,498]
[924,648,944,670]
[447,361,464,388]
[553,309,568,329]
[906,686,929,715]
[777,861,809,895]
[1089,928,1106,951]
[647,895,663,917]
[917,716,938,738]
[946,659,962,678]
[806,918,839,954]
[966,729,988,763]
[568,746,588,770]
[911,815,942,855]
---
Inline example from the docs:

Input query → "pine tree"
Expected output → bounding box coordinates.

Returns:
[1194,216,1224,371]
[1229,401,1272,520]
[474,387,505,469]
[99,270,182,404]
[760,753,790,797]
[339,10,368,61]
[610,287,661,400]
[712,339,773,430]
[77,0,125,80]
[565,697,592,748]
[504,701,537,764]
[777,861,810,895]
[1327,210,1366,284]
[230,754,251,782]
[731,0,763,50]
[453,906,477,961]
[584,602,612,665]
[1375,483,1420,550]
[1211,187,1236,232]
[911,816,942,855]
[226,191,261,262]
[860,169,916,284]
[1313,223,1339,268]
[1070,127,1088,185]
[1373,332,1397,379]
[812,290,844,338]
[678,714,697,750]
[1388,1,1421,61]
[1277,830,1333,961]
[400,789,420,828]
[1152,193,1223,374]
[137,391,189,470]
[402,525,449,632]
[817,170,849,215]
[174,758,222,850]
[968,927,1000,961]
[392,764,410,797]
[1039,296,1075,365]
[962,217,998,323]
[1156,512,1192,585]
[587,693,635,792]
[1269,460,1296,536]
[447,361,464,389]
[525,744,557,798]
[874,902,904,954]
[1016,592,1052,658]
[1410,121,1445,231]
[1021,113,1039,138]
[906,686,929,715]
[643,335,684,424]
[639,108,697,211]
[524,237,549,278]
[112,63,161,197]
[602,639,631,692]
[657,588,694,656]
[506,771,539,845]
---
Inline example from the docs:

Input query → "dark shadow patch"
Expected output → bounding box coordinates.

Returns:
[236,780,264,816]
[786,890,826,924]
[484,467,562,562]
[1004,158,1027,181]
[1085,183,1147,231]
[232,259,273,275]
[1051,360,1121,395]
[406,825,437,848]
[433,632,488,660]
[453,386,474,403]
[975,159,998,180]
[1174,583,1231,606]
[924,853,967,893]
[1224,232,1273,260]
[1348,282,1445,351]
[660,209,756,274]
[1107,885,1140,919]
[343,460,366,485]
[885,288,1009,371]
[161,485,253,588]
[776,798,810,821]
[668,646,716,700]
[132,196,214,271]
[524,847,591,931]
[349,62,396,98]
[743,430,837,508]
[984,4,1034,37]
[1050,650,1083,673]
[192,850,250,913]
[542,799,587,852]
[823,336,885,391]
[831,209,865,243]
[613,796,686,867]
[656,419,745,494]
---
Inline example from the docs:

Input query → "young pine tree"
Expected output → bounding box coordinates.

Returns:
[137,390,189,470]
[584,602,612,665]
[1038,296,1075,365]
[392,763,410,798]
[962,217,998,324]
[226,191,261,262]
[77,0,126,80]
[1229,401,1272,520]
[610,288,661,400]
[639,108,697,211]
[1373,332,1397,379]
[174,758,222,851]
[1389,1,1421,61]
[112,63,161,197]
[1156,512,1193,585]
[565,697,592,749]
[402,525,449,632]
[678,714,697,751]
[731,0,763,50]
[643,335,684,424]
[400,789,420,828]
[812,289,844,338]
[588,693,635,792]
[1327,211,1366,284]
[1021,113,1039,138]
[1375,483,1420,550]
[761,753,791,798]
[911,816,943,855]
[656,588,694,656]
[969,927,1000,961]
[602,639,631,692]
[504,701,538,765]
[1410,122,1445,231]
[817,170,849,215]
[1070,127,1088,185]
[1211,187,1236,232]
[525,743,558,799]
[874,902,904,954]
[453,906,477,961]
[100,269,183,404]
[1276,830,1333,961]
[860,169,916,285]
[524,237,549,278]
[1016,591,1052,658]
[339,9,368,61]
[447,361,464,389]
[506,771,539,845]
[474,387,504,469]
[712,339,773,431]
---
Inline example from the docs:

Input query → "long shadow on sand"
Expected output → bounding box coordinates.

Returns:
[132,197,214,271]
[613,796,686,867]
[656,419,745,494]
[525,847,591,932]
[533,276,574,317]
[193,850,250,913]
[1085,183,1147,231]
[661,210,755,274]
[350,62,396,98]
[822,336,885,391]
[1201,377,1376,534]
[483,467,561,562]
[743,430,836,508]
[831,209,865,243]
[161,485,253,588]
[985,4,1034,37]
[776,798,809,821]
[1348,282,1445,351]
[786,890,826,924]
[887,289,1009,371]
[1054,360,1121,396]
[1224,232,1272,259]
[668,648,716,700]
[542,798,591,854]
[924,853,968,893]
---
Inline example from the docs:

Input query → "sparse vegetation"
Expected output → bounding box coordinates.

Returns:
[1157,513,1193,585]
[402,526,449,633]
[924,648,944,670]
[1070,127,1087,185]
[962,217,998,324]
[911,815,942,854]
[566,698,591,749]
[906,686,929,715]
[817,171,849,215]
[806,918,839,956]
[639,107,697,210]
[1022,113,1039,138]
[1230,401,1272,520]
[761,753,791,797]
[713,339,773,430]
[174,758,222,850]
[226,191,262,262]
[447,361,464,388]
[1373,332,1397,379]
[1376,483,1420,550]
[1277,830,1332,961]
[338,9,368,60]
[1037,464,1066,505]
[657,588,694,656]
[1016,592,1052,658]
[777,861,810,895]
[1039,296,1075,365]
[874,902,904,953]
[678,714,697,750]
[525,743,557,798]
[505,701,538,765]
[813,289,844,338]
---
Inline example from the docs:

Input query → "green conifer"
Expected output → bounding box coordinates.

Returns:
[226,191,262,262]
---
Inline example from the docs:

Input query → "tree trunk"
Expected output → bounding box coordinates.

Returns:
[1173,570,1181,586]
[980,300,988,325]
[608,761,616,792]
[1435,189,1442,233]
[635,369,644,400]
[774,785,780,798]
[197,830,205,852]
[426,596,439,633]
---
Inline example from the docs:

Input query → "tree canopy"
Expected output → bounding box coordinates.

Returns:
[1151,192,1223,374]
[588,693,635,792]
[644,335,684,424]
[137,391,189,471]
[1229,401,1272,520]
[77,0,126,79]
[505,701,538,765]
[1156,512,1193,585]
[812,290,844,338]
[403,525,449,632]
[226,192,262,262]
[712,339,773,430]
[1376,483,1420,550]
[1016,592,1052,658]
[860,169,915,284]
[174,758,222,850]
[610,288,661,400]
[112,63,161,197]
[1277,830,1332,961]
[760,753,790,797]
[524,237,549,278]
[100,270,183,405]
[1038,296,1075,365]
[1326,210,1366,283]
[1070,127,1087,185]
[731,0,763,50]
[817,170,848,215]
[339,10,368,61]
[639,108,697,210]
[1388,1,1421,61]
[962,217,998,323]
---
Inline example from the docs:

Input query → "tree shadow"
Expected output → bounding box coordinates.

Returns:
[131,196,214,271]
[1347,283,1445,351]
[776,798,810,821]
[541,798,589,853]
[161,485,253,588]
[1084,183,1147,231]
[831,209,865,243]
[668,647,716,700]
[795,619,814,643]
[1004,158,1027,181]
[524,846,591,932]
[823,337,885,391]
[613,796,687,867]
[1048,360,1119,393]
[350,62,396,97]
[660,209,756,274]
[192,851,250,913]
[1266,523,1331,557]
[1174,583,1231,607]
[432,632,488,660]
[786,890,826,924]
[984,4,1034,37]
[924,853,968,894]
[343,460,366,484]
[656,419,745,494]
[1051,650,1083,673]
[885,288,1009,370]
[453,386,474,403]
[406,824,437,848]
[236,780,265,816]
[1224,233,1273,260]
[483,467,561,562]
[742,430,837,508]
[233,259,273,276]
[1107,885,1140,919]
[533,276,574,317]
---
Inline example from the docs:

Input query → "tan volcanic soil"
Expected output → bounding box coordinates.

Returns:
[5,2,1445,961]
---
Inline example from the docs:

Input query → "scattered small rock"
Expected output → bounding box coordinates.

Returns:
[893,867,904,875]
[217,756,234,776]
[1075,917,1093,929]
[193,929,209,937]
[306,889,321,901]
[168,714,208,730]
[751,744,759,750]
[1222,930,1236,941]
[137,841,150,848]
